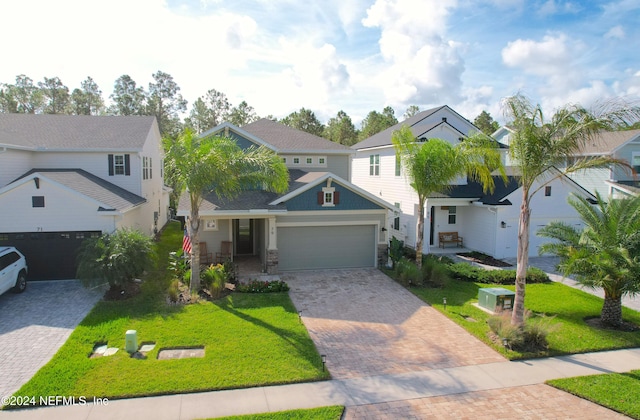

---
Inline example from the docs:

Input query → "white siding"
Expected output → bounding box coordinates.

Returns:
[0,177,117,233]
[0,149,33,187]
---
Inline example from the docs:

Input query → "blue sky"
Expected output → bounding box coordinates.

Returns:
[2,0,639,125]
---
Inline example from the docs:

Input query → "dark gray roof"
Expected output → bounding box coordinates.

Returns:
[429,175,521,205]
[241,119,352,153]
[351,105,485,150]
[0,114,157,151]
[178,170,324,212]
[16,169,146,211]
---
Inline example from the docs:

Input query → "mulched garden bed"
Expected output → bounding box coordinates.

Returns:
[457,251,512,268]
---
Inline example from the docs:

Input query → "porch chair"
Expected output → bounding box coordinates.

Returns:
[216,241,232,264]
[199,242,213,265]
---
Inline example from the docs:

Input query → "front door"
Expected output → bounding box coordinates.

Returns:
[429,206,435,246]
[235,219,254,255]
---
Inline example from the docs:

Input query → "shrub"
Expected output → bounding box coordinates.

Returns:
[389,237,404,268]
[168,279,180,302]
[448,263,550,284]
[236,280,290,293]
[487,310,556,352]
[76,228,155,291]
[395,257,422,286]
[421,256,450,288]
[168,250,189,281]
[201,264,227,298]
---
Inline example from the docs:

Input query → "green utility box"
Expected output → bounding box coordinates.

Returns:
[478,287,515,312]
[125,330,138,353]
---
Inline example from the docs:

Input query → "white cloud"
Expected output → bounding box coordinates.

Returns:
[501,33,583,77]
[362,0,465,107]
[605,25,625,39]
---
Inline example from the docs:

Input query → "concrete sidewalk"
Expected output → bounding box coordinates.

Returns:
[2,348,639,419]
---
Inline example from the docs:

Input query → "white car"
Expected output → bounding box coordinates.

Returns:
[0,247,28,296]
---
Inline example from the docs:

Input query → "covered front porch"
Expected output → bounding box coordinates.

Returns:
[197,216,278,275]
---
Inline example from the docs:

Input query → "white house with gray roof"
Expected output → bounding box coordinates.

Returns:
[351,106,595,259]
[0,114,170,280]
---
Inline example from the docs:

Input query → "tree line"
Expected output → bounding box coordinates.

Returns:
[0,72,501,142]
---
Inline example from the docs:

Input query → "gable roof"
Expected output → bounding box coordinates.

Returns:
[200,119,352,155]
[0,114,157,151]
[4,169,146,211]
[577,129,640,156]
[177,169,392,216]
[352,105,479,150]
[242,119,352,154]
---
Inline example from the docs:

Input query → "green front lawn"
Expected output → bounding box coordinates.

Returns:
[8,222,327,407]
[211,406,344,420]
[548,371,640,419]
[409,278,640,359]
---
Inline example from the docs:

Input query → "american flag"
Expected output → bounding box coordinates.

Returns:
[182,227,192,254]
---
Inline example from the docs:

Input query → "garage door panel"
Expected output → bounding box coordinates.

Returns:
[278,225,375,271]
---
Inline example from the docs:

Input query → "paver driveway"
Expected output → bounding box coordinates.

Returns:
[0,280,102,399]
[283,268,506,379]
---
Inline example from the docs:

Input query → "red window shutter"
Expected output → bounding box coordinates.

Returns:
[334,191,340,204]
[317,191,323,205]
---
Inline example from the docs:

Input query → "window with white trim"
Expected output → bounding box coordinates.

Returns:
[293,157,300,164]
[114,154,125,175]
[369,154,380,176]
[318,157,326,165]
[143,157,152,180]
[633,152,640,173]
[320,187,337,207]
[306,157,313,165]
[395,157,401,176]
[448,206,457,224]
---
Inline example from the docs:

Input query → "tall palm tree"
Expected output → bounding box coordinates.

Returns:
[392,125,504,269]
[164,129,288,293]
[538,192,640,327]
[504,93,639,326]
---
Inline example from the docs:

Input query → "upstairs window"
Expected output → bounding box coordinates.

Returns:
[395,157,401,176]
[318,188,339,207]
[633,153,640,173]
[369,154,380,176]
[108,154,130,176]
[545,186,552,196]
[32,196,45,208]
[143,157,153,180]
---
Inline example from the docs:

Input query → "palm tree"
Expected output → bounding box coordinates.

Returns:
[392,125,504,269]
[538,192,640,327]
[503,93,639,326]
[164,129,288,294]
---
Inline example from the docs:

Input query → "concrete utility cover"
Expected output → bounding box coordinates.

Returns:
[157,347,205,360]
[139,343,156,353]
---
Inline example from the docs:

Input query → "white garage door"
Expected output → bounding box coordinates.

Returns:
[278,225,376,271]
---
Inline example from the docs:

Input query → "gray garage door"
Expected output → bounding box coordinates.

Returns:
[278,225,376,271]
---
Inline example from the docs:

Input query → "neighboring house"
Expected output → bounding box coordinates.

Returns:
[0,114,171,280]
[177,119,393,273]
[495,126,640,199]
[351,106,594,258]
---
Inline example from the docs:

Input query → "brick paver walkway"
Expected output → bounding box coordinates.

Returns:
[284,269,506,379]
[0,280,102,399]
[343,383,627,419]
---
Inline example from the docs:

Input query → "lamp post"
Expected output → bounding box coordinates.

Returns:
[443,297,447,311]
[321,354,327,371]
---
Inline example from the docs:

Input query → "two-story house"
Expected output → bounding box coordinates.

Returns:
[495,126,640,199]
[177,119,393,273]
[351,106,595,259]
[0,114,170,280]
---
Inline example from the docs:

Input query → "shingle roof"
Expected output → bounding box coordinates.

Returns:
[241,119,352,153]
[429,175,521,205]
[0,114,156,151]
[576,129,640,155]
[178,170,324,212]
[16,169,146,211]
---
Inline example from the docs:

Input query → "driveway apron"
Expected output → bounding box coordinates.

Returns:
[283,268,506,380]
[0,280,102,399]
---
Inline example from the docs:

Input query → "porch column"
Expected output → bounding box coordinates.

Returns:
[266,217,278,274]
